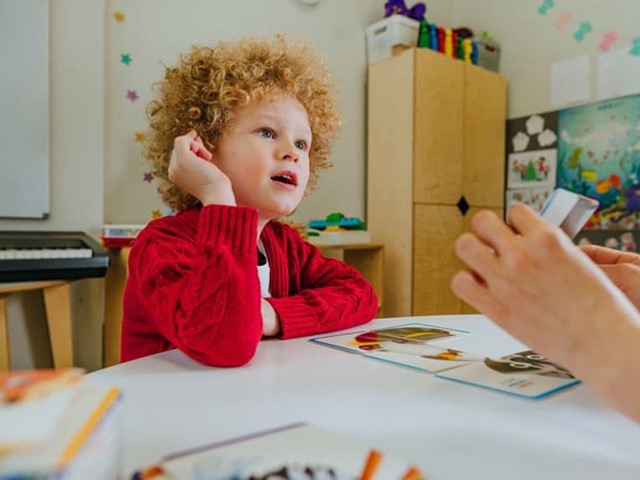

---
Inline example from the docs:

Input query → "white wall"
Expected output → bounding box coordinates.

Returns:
[0,0,105,370]
[451,0,640,117]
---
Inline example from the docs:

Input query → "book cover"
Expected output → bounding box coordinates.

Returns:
[132,423,423,480]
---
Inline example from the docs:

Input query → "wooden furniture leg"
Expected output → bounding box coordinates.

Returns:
[0,294,10,372]
[43,282,73,368]
[104,247,130,367]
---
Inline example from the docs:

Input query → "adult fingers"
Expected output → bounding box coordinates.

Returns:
[506,203,548,236]
[580,244,640,266]
[450,270,502,319]
[469,210,518,256]
[454,232,499,280]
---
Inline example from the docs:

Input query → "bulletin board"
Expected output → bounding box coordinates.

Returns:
[506,93,640,231]
[0,0,50,219]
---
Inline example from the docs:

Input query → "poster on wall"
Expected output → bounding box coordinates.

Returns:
[556,94,640,229]
[575,230,638,252]
[505,186,554,214]
[507,149,558,189]
[506,112,559,190]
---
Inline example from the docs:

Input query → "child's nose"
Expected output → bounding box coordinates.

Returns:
[279,141,299,163]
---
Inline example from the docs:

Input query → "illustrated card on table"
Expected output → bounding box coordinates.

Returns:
[311,323,480,373]
[311,325,580,399]
[435,350,580,399]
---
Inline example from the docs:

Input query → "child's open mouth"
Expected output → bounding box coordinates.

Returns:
[271,172,298,187]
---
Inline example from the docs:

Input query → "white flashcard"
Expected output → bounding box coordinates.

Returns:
[540,188,599,239]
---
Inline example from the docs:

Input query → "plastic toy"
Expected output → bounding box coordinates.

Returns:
[384,0,426,21]
[308,212,366,231]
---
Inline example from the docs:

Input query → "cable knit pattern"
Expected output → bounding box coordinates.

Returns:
[121,205,377,367]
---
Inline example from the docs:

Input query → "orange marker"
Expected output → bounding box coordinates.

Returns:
[359,449,383,480]
[401,466,425,480]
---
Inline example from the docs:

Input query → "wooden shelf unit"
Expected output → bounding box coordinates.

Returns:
[367,48,506,317]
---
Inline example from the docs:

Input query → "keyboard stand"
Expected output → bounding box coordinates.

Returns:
[0,280,73,372]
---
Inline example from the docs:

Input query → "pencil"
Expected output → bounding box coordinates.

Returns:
[400,466,424,480]
[359,449,383,480]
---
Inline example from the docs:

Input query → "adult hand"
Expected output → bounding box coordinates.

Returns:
[168,130,235,206]
[450,205,639,378]
[580,244,640,310]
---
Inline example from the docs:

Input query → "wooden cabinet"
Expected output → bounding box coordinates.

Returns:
[367,48,506,317]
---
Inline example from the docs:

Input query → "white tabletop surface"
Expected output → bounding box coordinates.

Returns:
[88,315,640,480]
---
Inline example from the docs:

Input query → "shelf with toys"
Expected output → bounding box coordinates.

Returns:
[365,0,500,72]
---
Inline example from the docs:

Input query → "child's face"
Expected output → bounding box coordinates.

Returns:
[212,96,311,222]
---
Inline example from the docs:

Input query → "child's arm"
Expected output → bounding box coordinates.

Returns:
[265,225,378,338]
[124,205,264,367]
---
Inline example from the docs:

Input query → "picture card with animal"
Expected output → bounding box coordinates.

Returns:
[435,350,580,399]
[130,423,424,480]
[507,148,558,189]
[310,323,482,373]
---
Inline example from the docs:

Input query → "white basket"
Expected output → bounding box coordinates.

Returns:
[365,15,420,65]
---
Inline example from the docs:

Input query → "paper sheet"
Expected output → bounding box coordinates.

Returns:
[597,47,640,100]
[551,54,590,107]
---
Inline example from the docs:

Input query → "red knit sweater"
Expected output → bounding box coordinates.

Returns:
[121,205,378,367]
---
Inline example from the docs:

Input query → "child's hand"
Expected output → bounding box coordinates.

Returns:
[261,299,281,337]
[168,130,235,206]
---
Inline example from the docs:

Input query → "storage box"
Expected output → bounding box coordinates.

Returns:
[473,37,501,72]
[365,15,420,64]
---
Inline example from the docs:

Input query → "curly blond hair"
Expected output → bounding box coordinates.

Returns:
[144,35,341,211]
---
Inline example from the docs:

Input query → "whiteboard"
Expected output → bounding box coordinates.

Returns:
[0,0,49,219]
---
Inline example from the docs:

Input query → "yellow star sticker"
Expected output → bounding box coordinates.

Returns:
[134,131,146,142]
[113,10,125,23]
[151,209,163,219]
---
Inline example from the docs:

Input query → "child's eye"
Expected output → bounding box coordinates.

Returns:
[295,140,307,151]
[258,128,274,139]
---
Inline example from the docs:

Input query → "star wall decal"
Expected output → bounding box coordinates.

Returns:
[126,89,139,102]
[134,131,146,142]
[120,53,132,65]
[113,10,125,23]
[151,209,163,219]
[143,171,154,183]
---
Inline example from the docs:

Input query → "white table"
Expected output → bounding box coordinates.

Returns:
[88,315,640,480]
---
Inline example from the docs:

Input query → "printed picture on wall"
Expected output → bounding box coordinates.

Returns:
[507,149,557,189]
[575,230,638,252]
[556,93,640,229]
[505,186,554,214]
[506,111,559,154]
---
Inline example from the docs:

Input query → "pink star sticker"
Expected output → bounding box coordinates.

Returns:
[143,172,154,182]
[127,90,139,102]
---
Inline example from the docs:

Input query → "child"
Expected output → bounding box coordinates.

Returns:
[121,36,378,367]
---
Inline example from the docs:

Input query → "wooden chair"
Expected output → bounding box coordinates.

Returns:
[0,280,73,372]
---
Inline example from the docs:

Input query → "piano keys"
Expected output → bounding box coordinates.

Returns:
[0,232,109,282]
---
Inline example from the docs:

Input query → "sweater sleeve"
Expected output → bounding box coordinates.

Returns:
[266,228,378,339]
[127,205,263,367]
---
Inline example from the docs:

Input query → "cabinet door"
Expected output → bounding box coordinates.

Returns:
[463,64,507,208]
[413,204,464,315]
[413,49,465,205]
[459,206,505,314]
